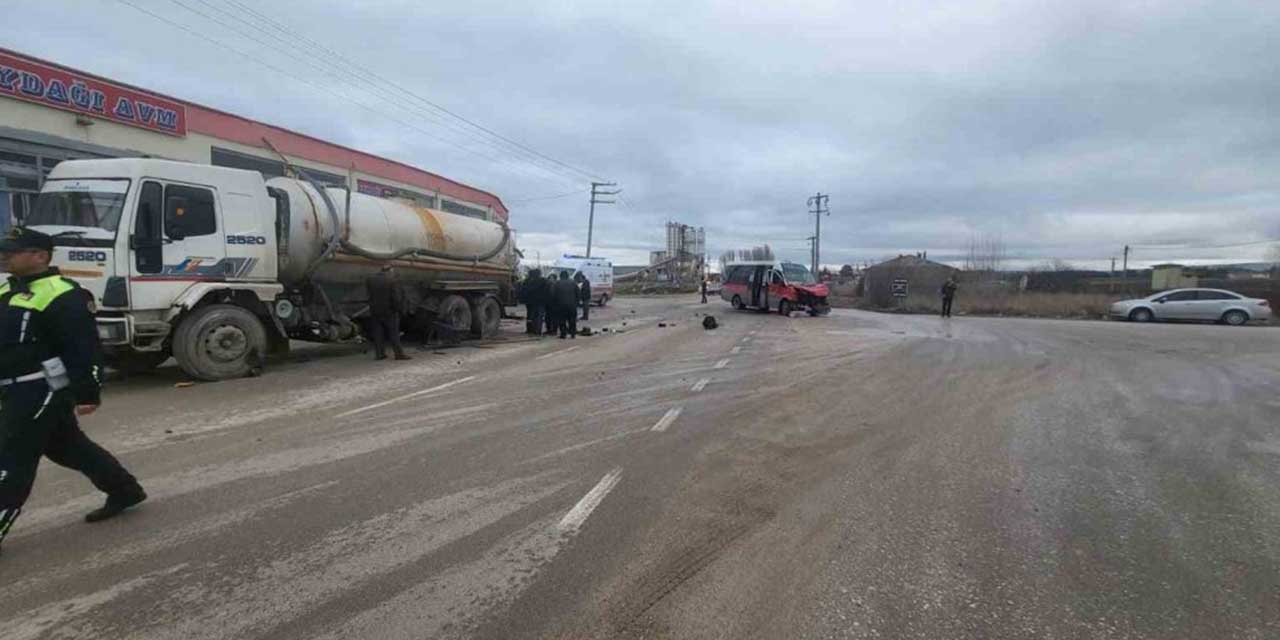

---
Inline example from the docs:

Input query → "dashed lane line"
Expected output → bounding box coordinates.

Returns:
[536,345,581,360]
[691,378,710,392]
[650,407,684,432]
[557,468,623,532]
[730,346,742,354]
[336,376,478,418]
[714,358,730,369]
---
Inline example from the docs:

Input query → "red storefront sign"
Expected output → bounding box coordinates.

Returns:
[0,50,186,136]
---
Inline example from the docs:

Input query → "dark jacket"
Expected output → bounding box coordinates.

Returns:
[366,272,404,317]
[0,268,104,405]
[940,281,958,299]
[578,279,592,303]
[520,274,548,305]
[552,278,579,308]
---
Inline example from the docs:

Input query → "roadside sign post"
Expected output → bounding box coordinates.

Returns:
[891,279,908,308]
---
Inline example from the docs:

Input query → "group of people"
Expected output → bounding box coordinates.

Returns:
[518,269,591,339]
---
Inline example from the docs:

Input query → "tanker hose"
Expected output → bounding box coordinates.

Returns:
[298,169,345,280]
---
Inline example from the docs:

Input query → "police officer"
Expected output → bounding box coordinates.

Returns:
[365,265,411,361]
[0,228,145,555]
[543,272,560,336]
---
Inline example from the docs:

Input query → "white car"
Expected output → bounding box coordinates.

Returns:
[1110,288,1272,325]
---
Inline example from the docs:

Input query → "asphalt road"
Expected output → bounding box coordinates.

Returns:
[2,297,1278,639]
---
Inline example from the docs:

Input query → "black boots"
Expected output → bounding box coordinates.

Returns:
[85,487,147,523]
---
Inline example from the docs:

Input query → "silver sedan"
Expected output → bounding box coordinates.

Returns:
[1110,288,1272,325]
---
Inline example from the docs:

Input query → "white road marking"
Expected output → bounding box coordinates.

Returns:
[536,345,580,360]
[714,358,730,369]
[691,378,710,392]
[558,468,623,532]
[730,346,742,354]
[650,406,684,432]
[336,376,478,418]
[742,337,752,343]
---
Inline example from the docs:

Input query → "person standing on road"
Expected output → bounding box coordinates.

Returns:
[553,270,579,338]
[700,278,708,304]
[940,276,958,318]
[544,272,560,336]
[521,268,548,336]
[365,264,411,361]
[576,272,592,322]
[0,227,146,555]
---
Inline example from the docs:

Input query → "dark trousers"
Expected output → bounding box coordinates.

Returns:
[525,304,545,334]
[369,314,406,358]
[544,305,559,335]
[580,298,590,321]
[0,385,140,546]
[559,305,577,337]
[701,290,708,303]
[941,296,954,317]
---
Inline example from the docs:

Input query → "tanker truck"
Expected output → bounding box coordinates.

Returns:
[19,158,518,381]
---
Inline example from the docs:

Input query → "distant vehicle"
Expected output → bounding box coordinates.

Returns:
[721,260,830,316]
[552,254,613,306]
[1110,288,1271,325]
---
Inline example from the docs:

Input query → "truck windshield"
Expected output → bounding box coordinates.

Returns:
[29,179,130,233]
[781,263,816,284]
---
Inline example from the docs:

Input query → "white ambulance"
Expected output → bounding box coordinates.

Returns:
[551,254,614,306]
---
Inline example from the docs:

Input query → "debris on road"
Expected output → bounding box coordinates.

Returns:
[703,316,719,330]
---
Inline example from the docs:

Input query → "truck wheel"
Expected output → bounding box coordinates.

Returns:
[470,296,502,338]
[779,299,792,317]
[437,294,473,335]
[598,294,609,307]
[173,304,268,381]
[105,351,170,375]
[732,295,745,310]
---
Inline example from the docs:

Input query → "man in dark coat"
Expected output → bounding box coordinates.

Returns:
[521,269,548,335]
[543,272,560,336]
[940,276,958,318]
[576,272,592,321]
[553,270,579,338]
[366,265,411,360]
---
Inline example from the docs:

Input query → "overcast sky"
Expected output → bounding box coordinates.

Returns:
[7,0,1280,269]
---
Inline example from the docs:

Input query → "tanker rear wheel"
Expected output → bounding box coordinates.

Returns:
[470,296,502,339]
[437,295,473,337]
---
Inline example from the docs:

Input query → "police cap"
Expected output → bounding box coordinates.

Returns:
[0,227,54,253]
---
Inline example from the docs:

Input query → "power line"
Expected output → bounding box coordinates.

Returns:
[204,0,603,184]
[116,0,580,189]
[507,188,591,204]
[158,0,586,188]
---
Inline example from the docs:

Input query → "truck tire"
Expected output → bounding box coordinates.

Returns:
[105,351,170,375]
[598,294,609,307]
[470,296,502,338]
[437,294,473,336]
[172,304,268,381]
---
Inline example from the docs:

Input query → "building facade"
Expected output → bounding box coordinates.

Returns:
[0,48,507,234]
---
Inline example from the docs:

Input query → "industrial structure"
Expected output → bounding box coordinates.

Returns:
[617,221,707,288]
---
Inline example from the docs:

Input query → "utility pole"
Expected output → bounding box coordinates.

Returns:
[1110,256,1116,292]
[1122,244,1130,291]
[806,236,817,272]
[807,193,830,276]
[586,182,619,258]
